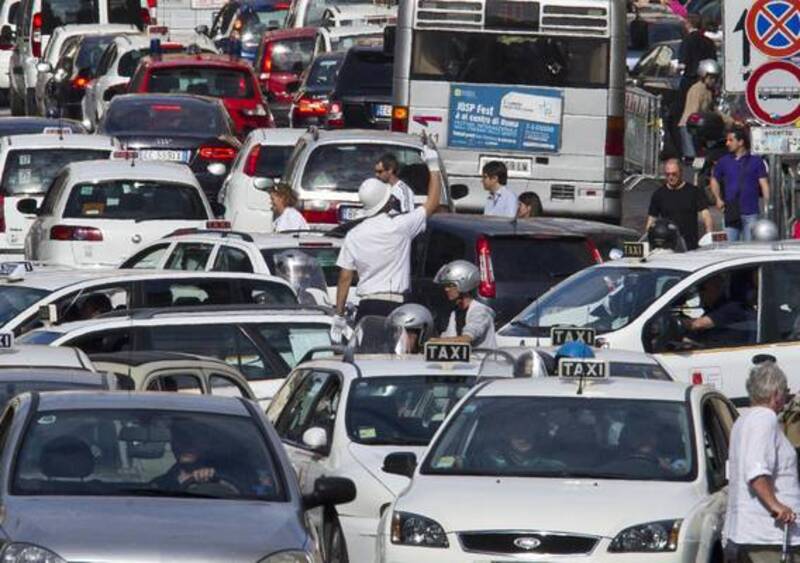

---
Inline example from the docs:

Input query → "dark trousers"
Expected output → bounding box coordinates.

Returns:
[355,299,403,322]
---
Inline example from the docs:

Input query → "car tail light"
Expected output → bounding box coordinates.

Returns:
[326,101,344,129]
[691,371,703,385]
[296,96,327,116]
[243,144,261,176]
[259,42,274,82]
[299,200,339,224]
[605,116,624,157]
[50,225,103,241]
[32,12,42,57]
[140,7,151,25]
[199,146,237,161]
[391,105,409,133]
[72,76,90,89]
[206,220,231,229]
[585,238,603,263]
[476,236,496,298]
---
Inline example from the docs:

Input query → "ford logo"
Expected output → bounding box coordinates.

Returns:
[513,537,542,551]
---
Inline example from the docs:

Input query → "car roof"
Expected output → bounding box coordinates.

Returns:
[323,4,395,16]
[141,53,252,70]
[63,158,199,184]
[1,133,116,150]
[426,214,588,238]
[0,368,104,384]
[52,23,138,38]
[90,350,230,366]
[35,390,251,415]
[261,27,318,41]
[303,356,483,378]
[252,127,305,146]
[301,128,424,146]
[113,31,215,51]
[476,377,692,401]
[320,23,385,38]
[0,345,91,369]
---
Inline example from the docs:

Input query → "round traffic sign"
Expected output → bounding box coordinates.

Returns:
[746,60,800,125]
[746,0,800,58]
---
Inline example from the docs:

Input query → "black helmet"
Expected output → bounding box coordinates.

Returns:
[647,218,681,250]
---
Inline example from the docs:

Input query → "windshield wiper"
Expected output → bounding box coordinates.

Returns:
[114,487,221,499]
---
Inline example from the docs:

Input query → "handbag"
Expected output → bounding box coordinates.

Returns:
[723,156,749,229]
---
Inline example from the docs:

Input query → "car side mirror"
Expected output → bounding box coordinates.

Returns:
[195,24,209,36]
[302,426,327,450]
[36,61,52,73]
[16,198,38,215]
[382,452,417,478]
[302,476,356,510]
[450,184,468,200]
[253,177,275,191]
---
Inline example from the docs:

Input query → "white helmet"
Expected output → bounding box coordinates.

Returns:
[434,260,480,293]
[387,304,434,342]
[751,219,779,242]
[697,59,721,78]
[358,178,392,218]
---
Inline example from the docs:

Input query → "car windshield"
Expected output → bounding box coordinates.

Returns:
[0,287,49,324]
[424,396,694,480]
[305,55,342,92]
[262,246,344,286]
[101,99,228,136]
[346,376,474,446]
[146,67,255,99]
[42,0,99,34]
[1,149,110,196]
[64,180,208,220]
[301,143,423,192]
[0,378,102,409]
[13,409,285,500]
[336,50,392,95]
[270,38,314,73]
[502,267,687,337]
[77,35,119,75]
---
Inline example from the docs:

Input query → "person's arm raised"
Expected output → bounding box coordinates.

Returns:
[421,145,443,217]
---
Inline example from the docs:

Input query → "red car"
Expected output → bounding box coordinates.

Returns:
[254,27,316,126]
[128,53,273,136]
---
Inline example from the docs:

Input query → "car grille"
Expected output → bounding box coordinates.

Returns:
[459,531,599,555]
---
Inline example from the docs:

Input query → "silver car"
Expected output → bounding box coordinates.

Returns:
[0,391,355,562]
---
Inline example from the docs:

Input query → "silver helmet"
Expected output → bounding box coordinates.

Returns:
[387,304,434,342]
[750,219,779,242]
[434,260,480,293]
[697,59,721,78]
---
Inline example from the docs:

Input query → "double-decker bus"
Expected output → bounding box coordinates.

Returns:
[390,0,624,221]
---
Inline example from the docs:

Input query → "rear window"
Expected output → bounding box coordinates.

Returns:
[305,56,342,92]
[76,35,118,74]
[489,237,593,282]
[262,246,344,286]
[336,50,392,96]
[63,180,208,220]
[41,0,99,34]
[101,99,229,136]
[270,38,314,74]
[329,32,382,53]
[1,149,110,196]
[252,144,294,178]
[146,66,255,99]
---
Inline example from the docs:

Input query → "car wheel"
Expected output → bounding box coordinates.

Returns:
[324,510,349,563]
[9,87,24,115]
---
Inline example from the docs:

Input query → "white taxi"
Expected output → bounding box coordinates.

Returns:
[23,159,219,268]
[378,373,735,562]
[497,242,800,403]
[0,132,117,253]
[266,350,482,563]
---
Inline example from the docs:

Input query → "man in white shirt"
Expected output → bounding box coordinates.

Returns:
[482,160,517,218]
[375,153,414,214]
[434,260,496,348]
[332,146,442,340]
[725,361,800,562]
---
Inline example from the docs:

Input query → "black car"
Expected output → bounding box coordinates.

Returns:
[326,46,392,129]
[98,93,242,203]
[409,214,637,328]
[289,51,343,128]
[0,117,87,135]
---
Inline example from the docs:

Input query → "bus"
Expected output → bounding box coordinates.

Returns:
[389,0,624,221]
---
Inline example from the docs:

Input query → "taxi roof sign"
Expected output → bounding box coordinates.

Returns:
[550,327,596,346]
[0,261,33,275]
[0,332,14,351]
[623,241,649,259]
[42,127,72,135]
[424,340,470,363]
[557,358,609,379]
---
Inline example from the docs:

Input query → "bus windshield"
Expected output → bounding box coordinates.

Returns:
[411,31,608,88]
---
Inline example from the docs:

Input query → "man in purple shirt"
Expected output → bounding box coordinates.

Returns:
[710,128,770,241]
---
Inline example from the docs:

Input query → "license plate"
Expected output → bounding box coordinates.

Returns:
[478,156,532,178]
[139,149,190,163]
[372,104,392,118]
[339,206,361,222]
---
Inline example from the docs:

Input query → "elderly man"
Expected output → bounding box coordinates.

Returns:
[725,362,800,562]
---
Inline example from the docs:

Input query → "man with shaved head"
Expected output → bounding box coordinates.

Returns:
[646,159,713,250]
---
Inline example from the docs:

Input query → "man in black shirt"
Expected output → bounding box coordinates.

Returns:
[647,158,713,249]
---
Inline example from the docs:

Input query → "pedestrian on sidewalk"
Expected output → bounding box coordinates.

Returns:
[710,128,770,241]
[646,158,712,249]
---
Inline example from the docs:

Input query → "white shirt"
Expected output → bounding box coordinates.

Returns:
[483,186,518,218]
[725,406,800,545]
[443,299,497,348]
[336,207,426,296]
[391,179,415,214]
[273,207,309,232]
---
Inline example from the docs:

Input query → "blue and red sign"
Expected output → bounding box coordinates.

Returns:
[746,0,800,58]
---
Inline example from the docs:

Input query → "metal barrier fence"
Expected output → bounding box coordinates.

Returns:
[624,86,661,178]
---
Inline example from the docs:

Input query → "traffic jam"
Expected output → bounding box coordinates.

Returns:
[0,0,797,560]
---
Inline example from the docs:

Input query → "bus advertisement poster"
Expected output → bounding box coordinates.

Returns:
[448,84,563,152]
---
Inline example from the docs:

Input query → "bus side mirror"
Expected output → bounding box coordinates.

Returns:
[383,25,395,56]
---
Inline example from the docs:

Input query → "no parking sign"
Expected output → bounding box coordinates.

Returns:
[746,59,800,124]
[746,0,800,58]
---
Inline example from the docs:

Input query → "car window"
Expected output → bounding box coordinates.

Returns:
[304,55,342,92]
[239,279,298,305]
[0,286,49,324]
[146,67,255,99]
[76,35,119,75]
[1,149,111,196]
[212,246,253,273]
[250,323,331,370]
[270,37,314,73]
[702,399,729,490]
[209,373,249,398]
[7,1,18,26]
[55,283,130,323]
[261,246,343,287]
[63,180,208,220]
[762,261,800,343]
[95,43,116,76]
[108,0,144,26]
[68,328,134,354]
[273,370,334,444]
[328,32,383,53]
[146,372,203,393]
[489,237,595,283]
[248,144,295,179]
[335,48,392,96]
[121,243,170,269]
[164,243,214,271]
[140,279,236,307]
[41,0,99,34]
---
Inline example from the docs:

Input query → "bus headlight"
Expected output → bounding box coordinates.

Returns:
[608,519,681,552]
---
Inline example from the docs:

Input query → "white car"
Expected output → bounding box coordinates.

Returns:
[34,23,137,116]
[81,30,217,130]
[0,342,95,370]
[319,5,395,28]
[0,132,117,253]
[119,229,350,304]
[377,376,736,562]
[19,304,334,402]
[0,0,20,103]
[313,24,384,56]
[266,353,481,563]
[217,128,304,232]
[23,159,220,268]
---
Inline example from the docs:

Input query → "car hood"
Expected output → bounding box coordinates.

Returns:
[2,496,307,561]
[348,442,426,495]
[397,476,704,536]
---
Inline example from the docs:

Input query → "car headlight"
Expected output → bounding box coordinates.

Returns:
[391,511,449,548]
[608,519,682,552]
[1,543,66,563]
[258,551,316,563]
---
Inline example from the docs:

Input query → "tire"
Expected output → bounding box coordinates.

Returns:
[323,510,349,563]
[9,87,24,115]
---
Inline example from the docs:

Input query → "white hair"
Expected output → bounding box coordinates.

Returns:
[746,362,788,405]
